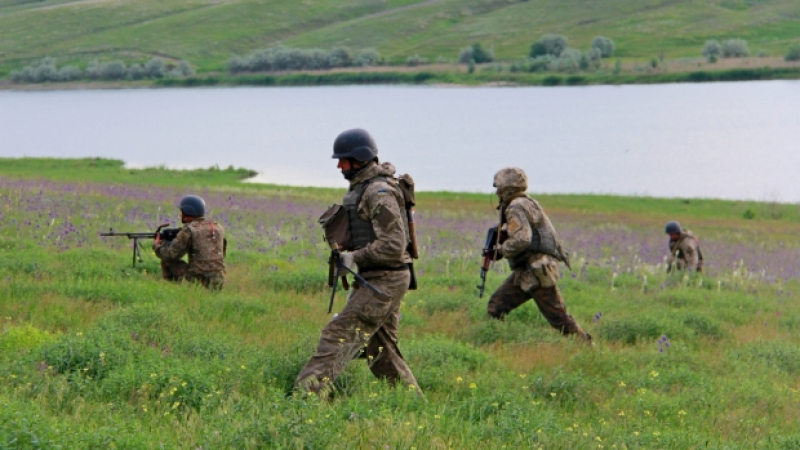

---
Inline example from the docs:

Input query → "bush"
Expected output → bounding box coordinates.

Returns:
[458,43,493,64]
[97,61,127,80]
[702,40,721,58]
[549,48,582,71]
[406,54,428,67]
[721,38,749,58]
[354,49,380,66]
[785,44,800,62]
[591,36,615,58]
[144,57,166,78]
[175,60,195,77]
[530,34,568,58]
[57,66,82,81]
[127,63,144,80]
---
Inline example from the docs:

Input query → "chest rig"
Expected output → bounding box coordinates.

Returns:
[343,176,409,251]
[504,196,561,269]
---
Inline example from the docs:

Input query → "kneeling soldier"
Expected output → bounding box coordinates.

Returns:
[153,195,227,290]
[665,221,703,272]
[485,167,591,342]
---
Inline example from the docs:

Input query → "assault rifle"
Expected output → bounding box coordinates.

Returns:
[477,226,507,298]
[100,223,180,267]
[326,240,388,313]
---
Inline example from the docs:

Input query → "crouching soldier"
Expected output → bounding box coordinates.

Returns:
[153,195,227,290]
[665,221,703,272]
[484,167,591,343]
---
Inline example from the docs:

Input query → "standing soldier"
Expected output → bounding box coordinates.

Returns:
[153,195,227,290]
[665,221,703,272]
[484,167,591,342]
[295,128,421,397]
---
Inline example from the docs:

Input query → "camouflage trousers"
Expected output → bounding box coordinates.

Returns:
[295,269,421,397]
[161,260,225,290]
[487,274,591,341]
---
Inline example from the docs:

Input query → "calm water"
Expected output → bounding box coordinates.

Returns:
[1,82,798,201]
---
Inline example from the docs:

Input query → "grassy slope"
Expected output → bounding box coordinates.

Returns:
[2,159,800,447]
[1,0,799,76]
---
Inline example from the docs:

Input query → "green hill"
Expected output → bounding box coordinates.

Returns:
[1,0,799,77]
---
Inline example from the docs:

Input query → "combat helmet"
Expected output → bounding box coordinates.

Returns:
[665,221,682,234]
[332,128,378,162]
[179,195,206,217]
[493,167,528,192]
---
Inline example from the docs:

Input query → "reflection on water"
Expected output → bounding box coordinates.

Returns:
[1,82,799,201]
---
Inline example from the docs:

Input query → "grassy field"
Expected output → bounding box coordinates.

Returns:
[1,0,799,80]
[1,158,800,448]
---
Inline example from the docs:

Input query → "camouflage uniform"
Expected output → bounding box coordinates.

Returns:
[295,162,420,396]
[487,168,590,341]
[153,218,226,290]
[667,231,703,272]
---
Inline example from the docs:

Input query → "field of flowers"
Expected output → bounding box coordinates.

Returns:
[1,161,800,449]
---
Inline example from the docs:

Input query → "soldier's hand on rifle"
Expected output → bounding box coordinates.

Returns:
[154,232,162,246]
[482,246,503,261]
[337,252,355,275]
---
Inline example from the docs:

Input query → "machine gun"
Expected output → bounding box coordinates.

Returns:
[100,223,181,267]
[477,226,507,298]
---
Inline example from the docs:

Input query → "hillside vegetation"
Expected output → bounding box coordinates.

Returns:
[1,158,800,448]
[1,0,799,77]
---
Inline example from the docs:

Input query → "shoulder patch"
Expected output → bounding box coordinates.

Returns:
[377,189,388,196]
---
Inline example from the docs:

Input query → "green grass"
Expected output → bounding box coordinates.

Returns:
[1,0,799,79]
[2,158,800,447]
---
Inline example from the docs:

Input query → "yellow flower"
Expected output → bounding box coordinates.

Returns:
[618,411,625,416]
[566,427,573,432]
[550,392,556,397]
[618,381,626,387]
[306,419,314,424]
[653,431,660,437]
[650,370,659,378]
[76,332,83,336]
[633,431,640,436]
[644,410,652,416]
[519,374,527,379]
[456,377,463,383]
[240,365,246,370]
[151,373,157,378]
[469,383,477,389]
[434,415,440,419]
[678,410,687,416]
[181,382,187,387]
[595,436,603,442]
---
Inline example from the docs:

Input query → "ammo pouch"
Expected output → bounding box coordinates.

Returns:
[318,204,352,250]
[530,255,559,288]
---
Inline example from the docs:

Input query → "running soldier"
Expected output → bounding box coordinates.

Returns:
[295,128,421,397]
[665,221,703,272]
[153,195,227,290]
[484,167,591,342]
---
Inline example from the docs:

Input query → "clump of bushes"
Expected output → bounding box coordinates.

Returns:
[406,54,429,67]
[458,42,494,64]
[785,44,800,62]
[510,34,613,73]
[703,39,749,59]
[227,46,380,73]
[9,57,193,83]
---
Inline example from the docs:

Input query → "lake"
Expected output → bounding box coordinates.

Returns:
[1,82,798,201]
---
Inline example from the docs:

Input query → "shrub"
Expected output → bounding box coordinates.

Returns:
[530,34,568,58]
[97,61,127,80]
[327,47,352,67]
[144,57,166,78]
[406,54,428,67]
[549,48,582,71]
[127,63,144,80]
[57,66,82,81]
[785,44,800,62]
[721,38,749,58]
[354,49,380,66]
[84,59,101,80]
[613,59,622,75]
[175,60,195,77]
[591,36,615,58]
[458,43,493,64]
[702,40,721,58]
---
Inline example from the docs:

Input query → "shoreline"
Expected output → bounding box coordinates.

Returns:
[2,64,800,91]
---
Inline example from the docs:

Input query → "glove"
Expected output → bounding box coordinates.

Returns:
[337,252,355,276]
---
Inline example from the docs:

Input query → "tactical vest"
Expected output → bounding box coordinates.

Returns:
[343,176,409,251]
[505,197,562,269]
[669,233,704,262]
[186,220,225,262]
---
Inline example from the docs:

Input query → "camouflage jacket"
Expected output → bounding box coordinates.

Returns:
[500,194,562,291]
[349,162,411,269]
[668,231,701,271]
[154,218,226,275]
